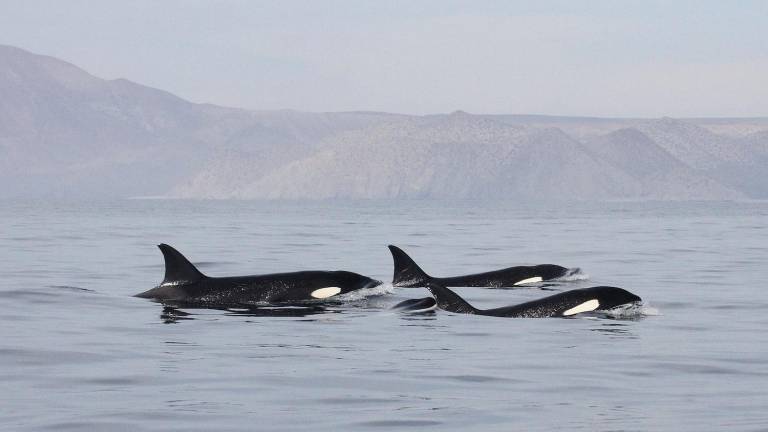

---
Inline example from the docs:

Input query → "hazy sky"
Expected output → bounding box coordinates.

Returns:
[1,0,766,117]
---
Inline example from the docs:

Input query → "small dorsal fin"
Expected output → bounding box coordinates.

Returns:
[158,244,205,285]
[426,282,478,314]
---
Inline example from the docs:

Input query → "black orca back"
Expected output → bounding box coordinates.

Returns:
[425,282,641,318]
[389,245,570,288]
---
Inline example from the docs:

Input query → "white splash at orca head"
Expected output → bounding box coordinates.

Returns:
[335,283,394,302]
[554,267,590,282]
[601,302,659,319]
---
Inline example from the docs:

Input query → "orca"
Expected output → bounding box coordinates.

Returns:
[136,244,382,304]
[389,245,574,288]
[391,297,437,313]
[423,281,641,318]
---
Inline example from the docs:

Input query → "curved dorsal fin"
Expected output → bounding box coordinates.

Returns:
[158,244,205,285]
[426,282,478,314]
[388,245,431,287]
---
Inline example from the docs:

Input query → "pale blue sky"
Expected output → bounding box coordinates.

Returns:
[1,0,766,116]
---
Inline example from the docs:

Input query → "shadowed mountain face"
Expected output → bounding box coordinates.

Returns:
[581,128,744,200]
[224,115,636,200]
[2,45,767,200]
[0,44,254,198]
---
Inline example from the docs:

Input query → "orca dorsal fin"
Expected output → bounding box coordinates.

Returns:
[426,282,479,314]
[388,245,431,287]
[158,244,205,286]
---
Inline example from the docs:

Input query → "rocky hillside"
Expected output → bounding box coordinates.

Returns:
[2,45,767,201]
[0,44,396,198]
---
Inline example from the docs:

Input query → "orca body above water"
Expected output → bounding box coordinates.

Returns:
[136,244,382,305]
[388,245,574,288]
[391,297,438,313]
[424,282,641,318]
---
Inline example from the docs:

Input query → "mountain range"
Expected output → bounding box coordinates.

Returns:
[2,44,767,200]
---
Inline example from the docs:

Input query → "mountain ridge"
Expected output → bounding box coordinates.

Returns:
[1,45,766,200]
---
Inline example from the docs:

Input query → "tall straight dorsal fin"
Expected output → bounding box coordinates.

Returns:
[388,245,431,287]
[158,244,205,285]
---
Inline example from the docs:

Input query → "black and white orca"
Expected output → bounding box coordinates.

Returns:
[136,244,382,304]
[389,245,574,288]
[423,281,641,318]
[391,297,437,313]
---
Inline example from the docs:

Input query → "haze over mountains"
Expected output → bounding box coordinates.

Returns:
[2,44,767,201]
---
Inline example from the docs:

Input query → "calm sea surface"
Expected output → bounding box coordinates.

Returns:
[1,200,767,431]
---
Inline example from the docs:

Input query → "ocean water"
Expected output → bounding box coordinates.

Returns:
[1,199,767,431]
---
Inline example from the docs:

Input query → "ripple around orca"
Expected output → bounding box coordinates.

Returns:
[353,420,443,428]
[1,286,97,303]
[48,285,97,293]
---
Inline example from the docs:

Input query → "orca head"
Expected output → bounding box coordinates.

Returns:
[593,286,642,309]
[332,271,382,294]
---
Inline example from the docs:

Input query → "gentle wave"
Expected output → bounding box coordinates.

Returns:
[336,282,396,302]
[601,302,661,319]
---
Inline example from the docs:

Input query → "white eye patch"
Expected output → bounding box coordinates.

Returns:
[562,299,600,316]
[513,276,543,286]
[310,287,342,299]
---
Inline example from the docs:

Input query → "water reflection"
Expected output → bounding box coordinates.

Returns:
[160,306,194,323]
[159,303,334,323]
[589,322,639,339]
